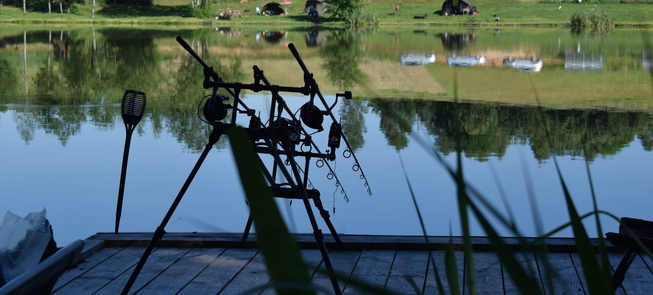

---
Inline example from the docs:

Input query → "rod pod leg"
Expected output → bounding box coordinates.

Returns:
[285,155,342,295]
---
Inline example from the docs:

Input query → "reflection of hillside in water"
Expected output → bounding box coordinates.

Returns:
[3,27,653,107]
[367,98,653,162]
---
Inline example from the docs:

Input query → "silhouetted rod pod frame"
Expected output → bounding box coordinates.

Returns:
[115,90,147,234]
[120,37,358,295]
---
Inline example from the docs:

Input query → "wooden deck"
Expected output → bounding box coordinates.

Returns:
[51,233,653,295]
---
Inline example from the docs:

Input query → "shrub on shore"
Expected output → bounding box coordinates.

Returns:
[348,9,379,27]
[327,0,363,20]
[570,7,614,28]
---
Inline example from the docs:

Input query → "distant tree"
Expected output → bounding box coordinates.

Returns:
[190,0,210,8]
[326,0,362,20]
[189,0,212,18]
[109,0,153,5]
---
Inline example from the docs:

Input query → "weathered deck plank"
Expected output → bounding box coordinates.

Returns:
[136,247,226,294]
[571,252,629,295]
[503,251,543,295]
[53,246,123,291]
[312,250,361,294]
[342,250,395,294]
[54,234,653,295]
[218,251,270,295]
[95,248,192,295]
[423,250,464,295]
[609,253,653,295]
[53,247,154,294]
[259,249,326,295]
[384,250,430,294]
[544,252,585,295]
[176,248,259,295]
[468,251,503,295]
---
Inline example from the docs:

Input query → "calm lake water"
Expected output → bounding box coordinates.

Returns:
[2,25,653,246]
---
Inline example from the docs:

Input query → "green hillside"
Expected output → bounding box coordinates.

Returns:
[0,0,652,26]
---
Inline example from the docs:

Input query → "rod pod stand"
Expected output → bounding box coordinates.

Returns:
[250,65,353,202]
[243,66,344,245]
[122,37,345,295]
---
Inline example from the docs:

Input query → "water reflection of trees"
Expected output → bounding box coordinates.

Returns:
[339,99,368,151]
[369,99,415,151]
[12,105,116,146]
[28,29,161,104]
[10,105,227,152]
[9,98,653,160]
[368,98,653,162]
[0,59,19,99]
[2,28,244,151]
[6,28,653,160]
[320,29,368,89]
[104,29,163,92]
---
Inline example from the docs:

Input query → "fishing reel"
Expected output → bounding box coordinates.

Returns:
[198,94,231,124]
[300,91,352,133]
[269,117,301,147]
[300,103,325,132]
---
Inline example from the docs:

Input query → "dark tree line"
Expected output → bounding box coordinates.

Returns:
[368,98,653,162]
[2,0,152,14]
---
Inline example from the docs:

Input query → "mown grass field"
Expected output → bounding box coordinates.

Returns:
[0,0,652,26]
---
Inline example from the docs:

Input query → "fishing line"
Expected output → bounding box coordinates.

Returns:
[332,158,338,214]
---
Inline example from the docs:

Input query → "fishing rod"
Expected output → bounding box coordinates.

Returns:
[288,43,373,196]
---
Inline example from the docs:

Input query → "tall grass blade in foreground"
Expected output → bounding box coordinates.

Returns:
[229,126,400,295]
[402,66,624,295]
[586,159,613,288]
[227,126,314,295]
[411,131,545,295]
[399,154,447,295]
[451,69,477,295]
[445,236,461,295]
[410,69,544,295]
[528,76,613,295]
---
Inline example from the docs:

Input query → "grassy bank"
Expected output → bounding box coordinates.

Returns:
[1,0,653,27]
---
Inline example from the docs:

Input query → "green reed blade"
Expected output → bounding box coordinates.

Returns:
[227,126,313,295]
[445,239,461,295]
[466,197,545,295]
[528,72,613,295]
[399,154,446,295]
[585,159,613,286]
[553,156,613,295]
[454,152,476,295]
[410,133,527,238]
